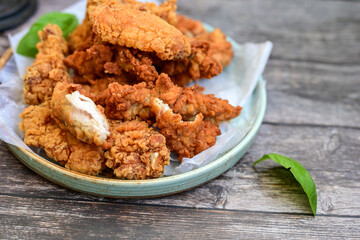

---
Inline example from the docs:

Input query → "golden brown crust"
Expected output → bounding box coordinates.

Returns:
[197,28,233,67]
[105,82,153,121]
[105,120,170,179]
[89,2,190,60]
[104,46,159,86]
[153,74,242,124]
[159,37,223,86]
[24,24,71,105]
[19,102,106,175]
[174,14,207,38]
[152,99,220,161]
[119,0,178,25]
[64,44,114,82]
[51,81,112,149]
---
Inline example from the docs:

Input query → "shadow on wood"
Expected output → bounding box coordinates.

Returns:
[254,166,313,215]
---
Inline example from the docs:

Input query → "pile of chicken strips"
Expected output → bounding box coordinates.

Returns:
[19,0,242,179]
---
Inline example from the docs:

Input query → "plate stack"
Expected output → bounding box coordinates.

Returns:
[0,0,37,31]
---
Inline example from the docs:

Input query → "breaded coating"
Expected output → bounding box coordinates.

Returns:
[68,0,178,53]
[82,75,133,106]
[89,1,190,60]
[174,15,233,67]
[104,46,159,86]
[105,74,241,124]
[153,74,242,124]
[64,44,113,82]
[174,14,207,38]
[105,120,170,179]
[24,24,71,105]
[19,103,105,175]
[197,28,233,67]
[119,0,178,25]
[159,37,222,86]
[152,98,220,161]
[67,19,97,53]
[105,82,153,121]
[51,82,111,149]
[66,44,159,86]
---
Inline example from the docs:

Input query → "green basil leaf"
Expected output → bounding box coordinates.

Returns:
[253,153,317,216]
[16,12,78,58]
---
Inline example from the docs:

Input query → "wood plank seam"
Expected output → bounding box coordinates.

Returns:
[262,121,360,131]
[1,193,360,219]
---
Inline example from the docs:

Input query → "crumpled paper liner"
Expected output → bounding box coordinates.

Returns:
[0,0,272,176]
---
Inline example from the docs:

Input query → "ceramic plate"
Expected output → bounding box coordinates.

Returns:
[8,76,266,198]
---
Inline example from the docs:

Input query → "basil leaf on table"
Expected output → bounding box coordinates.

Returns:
[16,12,78,58]
[253,153,317,216]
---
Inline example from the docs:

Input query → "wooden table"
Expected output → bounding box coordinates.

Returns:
[1,0,360,238]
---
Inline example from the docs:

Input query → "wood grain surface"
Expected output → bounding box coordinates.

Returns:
[1,0,359,239]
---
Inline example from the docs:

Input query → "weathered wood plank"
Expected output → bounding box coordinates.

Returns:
[1,123,359,216]
[264,59,360,127]
[178,0,360,64]
[1,195,359,240]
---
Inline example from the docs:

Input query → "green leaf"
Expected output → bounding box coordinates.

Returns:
[253,153,317,216]
[16,12,78,58]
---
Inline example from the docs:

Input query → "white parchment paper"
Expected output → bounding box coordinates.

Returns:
[0,0,272,176]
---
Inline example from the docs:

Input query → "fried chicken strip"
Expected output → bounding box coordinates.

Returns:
[174,14,207,38]
[153,74,242,124]
[118,0,178,25]
[197,28,233,67]
[51,82,111,149]
[24,24,71,105]
[89,1,190,60]
[174,14,233,70]
[104,46,159,86]
[64,44,113,83]
[105,74,241,124]
[105,120,170,179]
[105,82,153,121]
[68,0,178,53]
[65,44,158,86]
[82,75,132,106]
[159,37,222,86]
[152,98,220,161]
[19,102,105,175]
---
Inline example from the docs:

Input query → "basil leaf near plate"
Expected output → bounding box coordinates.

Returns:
[253,153,317,216]
[16,12,78,58]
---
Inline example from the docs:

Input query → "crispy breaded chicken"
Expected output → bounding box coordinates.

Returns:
[105,74,241,124]
[174,14,207,38]
[89,1,190,60]
[104,46,159,86]
[153,74,242,124]
[64,44,113,82]
[119,0,178,25]
[105,82,153,121]
[24,24,71,105]
[68,0,178,53]
[159,37,223,86]
[152,98,220,161]
[65,44,159,86]
[174,15,233,67]
[51,82,111,149]
[105,120,170,179]
[82,75,133,106]
[19,102,106,175]
[197,28,233,67]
